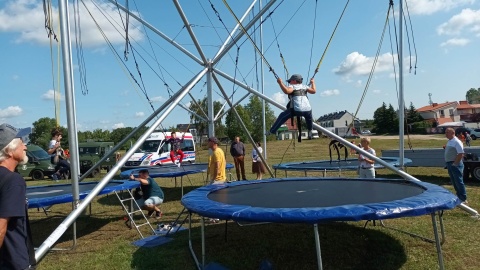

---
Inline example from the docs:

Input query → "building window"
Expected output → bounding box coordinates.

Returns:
[449,109,454,116]
[439,110,445,117]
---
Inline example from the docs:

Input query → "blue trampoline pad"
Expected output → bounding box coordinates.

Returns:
[120,163,234,178]
[27,180,139,208]
[182,178,460,224]
[273,157,412,171]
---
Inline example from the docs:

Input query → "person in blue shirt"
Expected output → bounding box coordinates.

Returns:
[129,169,164,219]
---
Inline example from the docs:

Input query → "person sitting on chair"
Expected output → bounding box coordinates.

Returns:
[130,169,164,219]
[47,128,70,180]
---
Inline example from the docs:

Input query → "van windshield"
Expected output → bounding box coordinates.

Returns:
[137,140,162,153]
[29,149,50,160]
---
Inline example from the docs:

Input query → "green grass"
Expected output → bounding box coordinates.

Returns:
[28,135,480,270]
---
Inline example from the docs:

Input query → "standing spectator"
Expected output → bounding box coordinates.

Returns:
[208,137,226,184]
[0,123,36,269]
[129,169,164,219]
[165,132,184,167]
[465,132,471,147]
[251,142,266,180]
[47,128,70,180]
[358,137,376,178]
[230,136,246,180]
[444,128,467,204]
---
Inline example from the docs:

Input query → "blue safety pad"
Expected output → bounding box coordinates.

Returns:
[27,180,139,208]
[120,163,234,178]
[132,235,173,248]
[273,157,412,171]
[181,178,460,224]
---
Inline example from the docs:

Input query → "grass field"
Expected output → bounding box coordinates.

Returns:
[28,135,480,270]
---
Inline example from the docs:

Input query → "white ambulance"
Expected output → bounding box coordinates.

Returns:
[122,131,195,170]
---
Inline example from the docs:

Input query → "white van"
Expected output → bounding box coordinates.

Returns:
[300,130,320,139]
[122,131,195,170]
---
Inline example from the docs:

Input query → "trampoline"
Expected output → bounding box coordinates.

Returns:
[273,157,412,177]
[119,163,234,196]
[181,178,460,269]
[27,180,139,209]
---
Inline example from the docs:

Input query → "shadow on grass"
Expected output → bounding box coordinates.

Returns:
[30,215,119,248]
[96,185,204,207]
[130,221,407,270]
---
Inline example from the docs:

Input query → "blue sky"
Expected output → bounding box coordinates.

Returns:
[1,0,479,131]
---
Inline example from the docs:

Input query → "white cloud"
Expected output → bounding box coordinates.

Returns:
[135,111,145,117]
[372,89,382,94]
[41,89,63,100]
[0,0,144,46]
[333,52,394,76]
[407,0,474,15]
[149,96,165,103]
[437,8,480,36]
[12,75,19,80]
[320,89,340,97]
[272,92,288,105]
[440,38,470,46]
[112,123,125,129]
[0,106,23,118]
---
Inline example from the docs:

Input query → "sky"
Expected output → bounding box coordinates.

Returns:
[1,0,479,132]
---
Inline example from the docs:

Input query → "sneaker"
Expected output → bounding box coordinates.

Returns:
[147,210,154,217]
[177,162,181,168]
[155,211,162,219]
[52,174,58,181]
[462,200,469,205]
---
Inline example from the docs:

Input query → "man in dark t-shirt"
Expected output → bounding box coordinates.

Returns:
[0,123,36,269]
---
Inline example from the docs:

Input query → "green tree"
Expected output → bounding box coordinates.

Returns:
[225,105,252,142]
[29,117,68,149]
[405,102,423,123]
[110,127,134,149]
[372,103,398,134]
[466,87,480,104]
[189,97,225,137]
[244,95,276,141]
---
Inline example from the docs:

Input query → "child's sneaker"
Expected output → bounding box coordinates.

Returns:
[155,211,162,219]
[177,162,181,168]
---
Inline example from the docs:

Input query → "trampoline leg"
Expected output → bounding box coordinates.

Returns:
[187,212,202,270]
[201,217,206,268]
[431,213,445,270]
[313,224,323,270]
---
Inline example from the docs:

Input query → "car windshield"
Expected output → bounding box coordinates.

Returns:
[136,140,162,153]
[30,149,50,160]
[79,147,99,155]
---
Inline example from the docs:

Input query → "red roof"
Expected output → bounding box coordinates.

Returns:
[417,101,457,112]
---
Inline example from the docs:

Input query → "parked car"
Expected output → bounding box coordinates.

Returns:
[454,127,473,137]
[361,129,371,135]
[79,141,116,177]
[16,144,56,180]
[469,129,480,140]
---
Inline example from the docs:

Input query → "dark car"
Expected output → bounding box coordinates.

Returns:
[16,144,56,180]
[454,127,472,137]
[79,141,116,177]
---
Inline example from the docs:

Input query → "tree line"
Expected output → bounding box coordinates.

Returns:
[28,95,277,150]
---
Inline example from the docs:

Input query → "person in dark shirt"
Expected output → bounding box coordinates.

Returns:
[130,169,165,219]
[165,132,184,167]
[230,136,246,180]
[0,123,36,269]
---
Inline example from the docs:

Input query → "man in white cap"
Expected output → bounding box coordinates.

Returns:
[0,123,36,269]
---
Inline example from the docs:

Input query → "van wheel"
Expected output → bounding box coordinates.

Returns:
[472,167,480,181]
[31,170,44,180]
